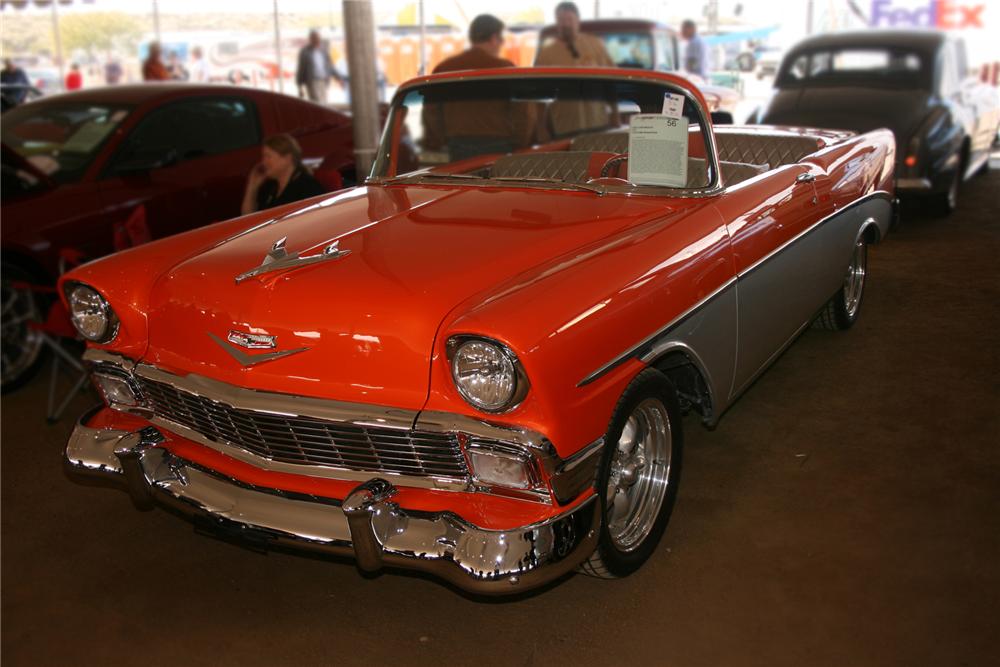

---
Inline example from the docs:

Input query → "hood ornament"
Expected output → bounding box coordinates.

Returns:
[208,331,308,367]
[235,237,351,284]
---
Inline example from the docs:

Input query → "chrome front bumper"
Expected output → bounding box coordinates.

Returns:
[65,409,600,595]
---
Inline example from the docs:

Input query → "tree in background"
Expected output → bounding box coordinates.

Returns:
[59,12,142,58]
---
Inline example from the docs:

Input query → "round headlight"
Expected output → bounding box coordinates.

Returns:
[450,338,525,412]
[66,284,118,343]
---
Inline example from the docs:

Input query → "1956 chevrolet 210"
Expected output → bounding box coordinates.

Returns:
[62,68,895,595]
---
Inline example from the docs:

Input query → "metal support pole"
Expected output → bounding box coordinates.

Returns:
[418,0,426,76]
[706,0,719,34]
[343,0,381,178]
[152,0,161,43]
[806,0,814,35]
[272,0,284,93]
[50,0,65,87]
[593,1,599,19]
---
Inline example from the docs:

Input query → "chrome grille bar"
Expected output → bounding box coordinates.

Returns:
[135,375,469,479]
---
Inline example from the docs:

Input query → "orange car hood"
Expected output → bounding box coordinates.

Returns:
[143,184,672,409]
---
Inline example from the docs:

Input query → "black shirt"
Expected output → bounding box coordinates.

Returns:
[255,168,325,211]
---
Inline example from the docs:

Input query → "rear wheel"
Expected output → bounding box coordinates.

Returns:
[1,260,49,393]
[814,239,868,331]
[932,167,961,217]
[579,369,683,579]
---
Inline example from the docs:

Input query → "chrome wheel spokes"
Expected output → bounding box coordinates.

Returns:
[843,240,867,320]
[0,272,44,387]
[606,398,672,552]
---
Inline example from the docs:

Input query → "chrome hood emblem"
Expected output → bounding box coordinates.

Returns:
[209,331,308,367]
[228,330,276,349]
[235,236,352,284]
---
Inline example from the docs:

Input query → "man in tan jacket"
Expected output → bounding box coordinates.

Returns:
[535,2,615,137]
[535,2,614,68]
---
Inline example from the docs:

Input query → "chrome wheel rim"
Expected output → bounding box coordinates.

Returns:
[843,240,867,320]
[1,268,44,387]
[606,397,672,552]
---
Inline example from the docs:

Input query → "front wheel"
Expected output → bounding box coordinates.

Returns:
[814,239,868,331]
[932,167,961,217]
[579,368,683,579]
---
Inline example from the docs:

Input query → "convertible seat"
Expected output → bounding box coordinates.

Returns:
[572,129,824,171]
[714,131,822,168]
[686,158,769,187]
[490,151,614,182]
[570,131,629,153]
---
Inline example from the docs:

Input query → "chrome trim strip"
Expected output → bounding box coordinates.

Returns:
[64,417,600,595]
[575,190,892,389]
[737,190,892,280]
[576,276,738,387]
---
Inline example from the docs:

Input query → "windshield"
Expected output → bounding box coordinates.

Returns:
[778,48,929,88]
[371,75,716,194]
[1,103,129,183]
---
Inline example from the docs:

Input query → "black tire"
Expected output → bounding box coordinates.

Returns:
[814,240,868,331]
[578,368,683,579]
[932,165,961,217]
[1,258,51,393]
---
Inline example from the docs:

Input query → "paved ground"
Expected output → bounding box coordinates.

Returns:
[3,162,999,667]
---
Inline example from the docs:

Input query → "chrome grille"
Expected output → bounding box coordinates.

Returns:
[134,376,469,479]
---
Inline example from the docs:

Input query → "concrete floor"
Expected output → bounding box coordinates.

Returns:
[3,166,999,667]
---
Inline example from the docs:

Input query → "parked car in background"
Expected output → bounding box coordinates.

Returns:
[62,67,893,594]
[1,84,357,392]
[536,19,741,117]
[751,30,1000,215]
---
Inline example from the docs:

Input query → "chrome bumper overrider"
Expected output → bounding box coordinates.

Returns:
[65,409,600,595]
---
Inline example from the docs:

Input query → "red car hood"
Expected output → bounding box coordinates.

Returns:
[143,184,672,409]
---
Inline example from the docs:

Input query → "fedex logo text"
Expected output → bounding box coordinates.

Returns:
[871,0,985,28]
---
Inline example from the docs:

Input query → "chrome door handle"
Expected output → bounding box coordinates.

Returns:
[795,172,816,184]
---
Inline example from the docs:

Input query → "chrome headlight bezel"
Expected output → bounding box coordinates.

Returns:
[64,282,119,344]
[446,335,530,414]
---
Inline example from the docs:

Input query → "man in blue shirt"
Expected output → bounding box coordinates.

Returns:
[1,59,31,106]
[681,20,708,78]
[296,30,343,104]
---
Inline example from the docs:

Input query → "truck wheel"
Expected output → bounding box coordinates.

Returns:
[814,239,867,331]
[1,259,49,393]
[579,368,683,579]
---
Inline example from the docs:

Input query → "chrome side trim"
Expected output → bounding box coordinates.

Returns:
[576,276,738,387]
[737,190,891,279]
[64,417,600,596]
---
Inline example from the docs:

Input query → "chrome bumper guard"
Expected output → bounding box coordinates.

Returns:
[65,409,600,595]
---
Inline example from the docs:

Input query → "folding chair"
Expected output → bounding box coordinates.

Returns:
[28,299,89,424]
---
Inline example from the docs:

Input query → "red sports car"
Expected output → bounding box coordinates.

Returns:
[62,68,894,594]
[1,84,356,391]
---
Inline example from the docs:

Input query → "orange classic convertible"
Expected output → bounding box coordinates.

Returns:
[61,68,895,594]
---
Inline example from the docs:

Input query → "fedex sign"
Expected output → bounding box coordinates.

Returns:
[871,0,986,28]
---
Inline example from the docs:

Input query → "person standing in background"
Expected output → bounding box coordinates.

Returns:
[166,51,189,81]
[104,58,122,85]
[142,42,170,81]
[535,2,613,67]
[433,14,513,73]
[296,30,342,103]
[64,63,82,90]
[189,46,211,83]
[1,59,31,104]
[681,19,709,78]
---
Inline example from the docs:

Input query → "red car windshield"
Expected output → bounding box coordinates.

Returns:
[1,103,129,184]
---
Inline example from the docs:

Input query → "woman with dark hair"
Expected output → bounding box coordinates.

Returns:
[241,134,325,214]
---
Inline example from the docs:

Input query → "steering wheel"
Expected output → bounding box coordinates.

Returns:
[600,153,629,178]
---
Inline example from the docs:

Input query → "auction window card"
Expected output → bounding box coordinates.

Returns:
[628,114,689,188]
